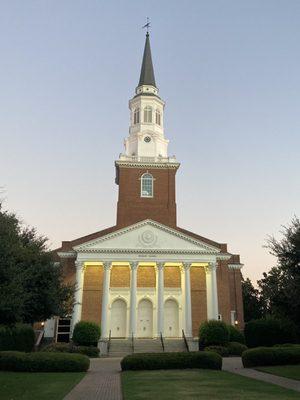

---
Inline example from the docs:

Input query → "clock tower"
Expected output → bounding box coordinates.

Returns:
[115,33,180,228]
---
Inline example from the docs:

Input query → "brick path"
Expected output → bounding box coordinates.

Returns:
[64,358,122,400]
[223,357,300,393]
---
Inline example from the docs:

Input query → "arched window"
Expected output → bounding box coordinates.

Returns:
[141,173,153,197]
[156,109,161,125]
[133,108,140,124]
[144,106,152,123]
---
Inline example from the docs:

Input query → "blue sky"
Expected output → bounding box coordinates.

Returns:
[1,1,299,282]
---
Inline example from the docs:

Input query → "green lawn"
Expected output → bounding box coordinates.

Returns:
[122,369,300,400]
[0,371,85,400]
[256,365,300,381]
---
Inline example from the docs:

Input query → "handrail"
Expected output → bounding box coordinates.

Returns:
[182,329,189,352]
[131,332,134,354]
[107,330,112,353]
[160,332,165,352]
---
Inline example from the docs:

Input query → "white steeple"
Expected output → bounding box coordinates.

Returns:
[119,33,176,164]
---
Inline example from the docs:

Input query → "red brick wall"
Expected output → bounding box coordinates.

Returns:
[190,267,207,337]
[116,166,178,227]
[81,266,103,324]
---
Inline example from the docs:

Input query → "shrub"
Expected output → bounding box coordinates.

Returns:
[227,325,245,344]
[204,345,229,357]
[73,321,101,346]
[242,347,300,368]
[0,324,35,352]
[199,321,229,348]
[41,342,99,358]
[74,345,99,358]
[244,318,297,348]
[0,351,90,372]
[227,342,248,356]
[273,343,300,348]
[121,351,222,371]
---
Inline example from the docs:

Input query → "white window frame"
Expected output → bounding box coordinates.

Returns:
[144,106,152,123]
[134,108,140,124]
[155,109,161,125]
[230,310,237,326]
[140,172,154,198]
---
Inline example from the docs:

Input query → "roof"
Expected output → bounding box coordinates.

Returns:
[138,33,156,88]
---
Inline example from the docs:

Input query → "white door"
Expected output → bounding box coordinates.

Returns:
[164,299,179,337]
[137,299,153,337]
[110,299,127,337]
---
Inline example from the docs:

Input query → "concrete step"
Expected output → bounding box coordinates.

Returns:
[108,339,132,357]
[134,339,163,353]
[164,339,188,352]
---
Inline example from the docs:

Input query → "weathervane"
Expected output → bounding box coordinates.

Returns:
[142,17,151,34]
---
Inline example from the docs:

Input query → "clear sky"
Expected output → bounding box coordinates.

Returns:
[1,1,299,283]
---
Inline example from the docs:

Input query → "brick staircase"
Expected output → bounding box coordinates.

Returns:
[107,337,188,357]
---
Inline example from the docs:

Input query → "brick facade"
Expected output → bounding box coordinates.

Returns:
[190,267,207,336]
[81,266,103,324]
[116,165,178,228]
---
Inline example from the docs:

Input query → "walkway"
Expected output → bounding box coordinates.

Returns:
[223,357,300,393]
[64,358,122,400]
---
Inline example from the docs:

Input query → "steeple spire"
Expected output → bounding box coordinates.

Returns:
[138,33,156,88]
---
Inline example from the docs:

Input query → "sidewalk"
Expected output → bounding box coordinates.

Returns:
[223,357,300,393]
[64,358,122,400]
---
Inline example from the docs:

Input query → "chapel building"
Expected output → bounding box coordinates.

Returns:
[51,33,244,344]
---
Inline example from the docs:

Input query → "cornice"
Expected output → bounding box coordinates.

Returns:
[74,219,221,253]
[76,248,219,255]
[228,263,244,270]
[115,160,180,170]
[57,251,76,259]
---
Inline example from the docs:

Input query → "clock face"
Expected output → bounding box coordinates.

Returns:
[144,136,151,143]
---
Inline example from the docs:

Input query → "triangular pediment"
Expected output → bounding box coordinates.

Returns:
[73,220,221,254]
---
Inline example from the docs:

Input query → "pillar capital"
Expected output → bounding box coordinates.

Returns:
[205,261,218,274]
[156,262,164,271]
[129,261,139,271]
[182,262,192,271]
[102,261,112,271]
[75,260,85,270]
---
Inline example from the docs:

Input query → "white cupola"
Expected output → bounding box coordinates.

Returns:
[120,33,172,162]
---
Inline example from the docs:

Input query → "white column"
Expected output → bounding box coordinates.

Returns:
[71,260,85,334]
[183,262,192,337]
[101,262,111,339]
[205,262,219,320]
[156,262,164,337]
[129,262,138,337]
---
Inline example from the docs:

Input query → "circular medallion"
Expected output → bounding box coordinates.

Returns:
[140,230,156,246]
[144,136,151,143]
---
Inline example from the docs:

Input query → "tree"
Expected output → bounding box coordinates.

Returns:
[258,217,300,334]
[0,204,74,325]
[242,276,264,322]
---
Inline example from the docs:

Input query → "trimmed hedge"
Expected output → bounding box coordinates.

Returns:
[121,351,222,371]
[73,321,101,346]
[244,318,297,348]
[204,345,229,357]
[242,347,300,368]
[0,324,35,352]
[227,325,245,344]
[227,342,248,356]
[41,342,99,358]
[199,321,229,348]
[0,351,90,372]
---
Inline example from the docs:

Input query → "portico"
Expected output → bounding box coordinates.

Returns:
[67,219,229,340]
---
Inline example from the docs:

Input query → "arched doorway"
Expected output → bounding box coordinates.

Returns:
[110,299,127,338]
[137,299,153,337]
[164,299,179,337]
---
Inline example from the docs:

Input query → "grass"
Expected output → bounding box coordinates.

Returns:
[122,369,300,400]
[0,371,85,400]
[256,365,300,381]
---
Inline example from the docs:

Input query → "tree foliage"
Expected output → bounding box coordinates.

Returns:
[242,276,263,322]
[0,204,74,325]
[258,217,300,334]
